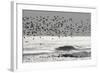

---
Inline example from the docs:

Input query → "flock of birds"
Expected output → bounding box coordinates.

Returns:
[23,15,90,36]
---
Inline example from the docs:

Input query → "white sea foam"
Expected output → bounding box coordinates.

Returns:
[23,36,91,54]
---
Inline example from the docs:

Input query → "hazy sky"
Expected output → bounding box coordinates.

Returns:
[23,10,91,23]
